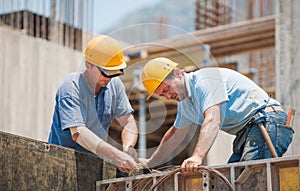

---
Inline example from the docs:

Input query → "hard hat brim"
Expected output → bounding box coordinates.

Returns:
[101,60,127,70]
[100,68,124,77]
[146,93,154,100]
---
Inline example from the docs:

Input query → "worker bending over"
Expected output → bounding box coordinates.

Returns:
[139,57,293,172]
[48,35,139,173]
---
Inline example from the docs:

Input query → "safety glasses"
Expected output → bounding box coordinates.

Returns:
[97,67,124,78]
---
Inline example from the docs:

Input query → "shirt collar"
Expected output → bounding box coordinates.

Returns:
[80,73,107,97]
[184,73,192,98]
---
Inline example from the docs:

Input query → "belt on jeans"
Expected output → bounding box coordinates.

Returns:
[264,105,283,112]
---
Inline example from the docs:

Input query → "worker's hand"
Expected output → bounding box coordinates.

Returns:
[115,152,139,173]
[138,158,150,168]
[123,146,139,162]
[137,158,154,173]
[181,156,203,173]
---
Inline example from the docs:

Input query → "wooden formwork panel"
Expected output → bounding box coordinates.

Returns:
[0,131,116,191]
[279,166,299,191]
[96,156,300,191]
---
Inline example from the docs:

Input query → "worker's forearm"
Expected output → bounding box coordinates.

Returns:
[118,115,138,149]
[148,126,188,167]
[96,139,128,162]
[95,139,139,172]
[191,104,221,161]
[69,126,135,166]
[192,121,219,160]
[121,121,138,149]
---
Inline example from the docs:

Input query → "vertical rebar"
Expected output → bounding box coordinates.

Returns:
[138,93,147,158]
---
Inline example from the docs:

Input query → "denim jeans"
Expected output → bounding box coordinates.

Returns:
[228,110,294,163]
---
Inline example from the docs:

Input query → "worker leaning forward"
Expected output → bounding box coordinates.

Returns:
[48,35,139,173]
[139,57,294,172]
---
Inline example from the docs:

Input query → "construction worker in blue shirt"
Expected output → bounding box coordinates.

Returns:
[48,35,139,173]
[139,57,293,172]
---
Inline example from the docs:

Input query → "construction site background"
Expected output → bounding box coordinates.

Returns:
[0,0,299,175]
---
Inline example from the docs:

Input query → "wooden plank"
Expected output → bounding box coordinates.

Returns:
[75,28,82,50]
[23,11,28,35]
[126,16,275,59]
[209,30,275,48]
[29,12,34,37]
[198,25,275,45]
[176,20,274,48]
[211,37,274,57]
[127,27,274,63]
[0,131,105,191]
[58,21,64,45]
[65,24,70,47]
[36,14,40,38]
[16,10,21,30]
[279,167,299,191]
[41,16,47,39]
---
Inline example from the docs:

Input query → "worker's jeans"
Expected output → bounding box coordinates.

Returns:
[228,110,294,163]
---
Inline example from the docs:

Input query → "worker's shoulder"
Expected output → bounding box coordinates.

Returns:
[198,67,235,73]
[191,67,233,78]
[109,77,124,85]
[59,73,80,86]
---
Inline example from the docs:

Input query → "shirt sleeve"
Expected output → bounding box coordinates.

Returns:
[195,75,228,114]
[113,78,134,118]
[58,96,86,131]
[173,102,192,129]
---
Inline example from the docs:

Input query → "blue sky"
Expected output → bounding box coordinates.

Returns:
[93,0,161,33]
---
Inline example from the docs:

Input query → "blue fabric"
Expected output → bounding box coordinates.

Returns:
[228,110,293,163]
[48,73,133,153]
[173,68,280,134]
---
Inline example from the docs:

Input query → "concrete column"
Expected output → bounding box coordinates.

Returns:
[276,0,300,155]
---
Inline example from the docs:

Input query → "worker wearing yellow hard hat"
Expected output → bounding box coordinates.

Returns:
[83,35,126,77]
[139,57,293,172]
[142,57,178,99]
[48,35,139,173]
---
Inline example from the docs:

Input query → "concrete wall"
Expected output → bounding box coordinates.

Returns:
[0,26,82,141]
[276,0,300,156]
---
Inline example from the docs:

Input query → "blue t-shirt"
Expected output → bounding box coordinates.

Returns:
[48,73,134,152]
[174,68,279,134]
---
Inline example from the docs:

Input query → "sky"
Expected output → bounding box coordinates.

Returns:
[93,0,162,33]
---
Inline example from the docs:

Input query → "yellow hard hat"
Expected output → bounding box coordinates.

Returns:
[83,35,126,75]
[142,57,178,99]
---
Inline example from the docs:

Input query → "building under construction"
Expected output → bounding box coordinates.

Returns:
[0,0,299,190]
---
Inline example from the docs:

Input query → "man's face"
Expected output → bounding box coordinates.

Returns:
[90,65,112,87]
[155,80,181,101]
